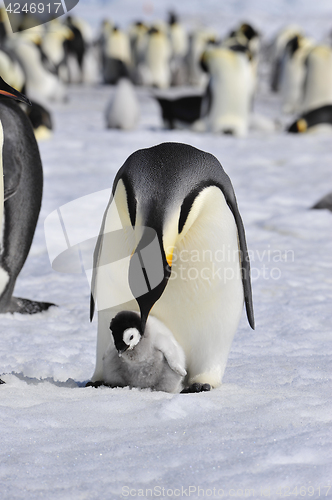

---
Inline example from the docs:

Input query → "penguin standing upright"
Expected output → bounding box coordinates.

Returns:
[0,76,54,314]
[194,45,254,136]
[105,77,140,130]
[90,143,254,391]
[140,26,172,88]
[301,45,332,113]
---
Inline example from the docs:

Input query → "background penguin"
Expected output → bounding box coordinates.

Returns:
[9,33,67,104]
[90,142,254,392]
[63,16,85,83]
[105,76,140,130]
[101,311,186,393]
[21,100,53,141]
[0,76,54,314]
[269,24,304,92]
[102,26,132,84]
[301,44,332,113]
[167,11,189,86]
[311,192,332,211]
[153,83,211,129]
[287,104,332,133]
[193,45,254,136]
[280,34,315,114]
[138,26,172,88]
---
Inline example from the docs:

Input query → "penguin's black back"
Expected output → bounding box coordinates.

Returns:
[0,99,43,310]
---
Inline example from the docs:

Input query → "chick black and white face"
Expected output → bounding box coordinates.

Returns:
[109,311,142,354]
[122,327,141,350]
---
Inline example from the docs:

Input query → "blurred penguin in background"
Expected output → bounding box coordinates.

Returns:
[41,19,73,83]
[128,21,149,69]
[280,34,314,113]
[168,11,189,86]
[186,28,217,87]
[62,16,86,83]
[138,25,171,88]
[301,44,332,113]
[105,76,140,130]
[193,44,254,136]
[287,104,332,134]
[9,29,67,104]
[312,192,332,211]
[102,25,132,84]
[270,24,304,92]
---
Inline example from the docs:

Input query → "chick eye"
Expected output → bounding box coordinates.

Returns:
[130,335,134,341]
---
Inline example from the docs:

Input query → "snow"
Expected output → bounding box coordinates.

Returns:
[1,1,332,498]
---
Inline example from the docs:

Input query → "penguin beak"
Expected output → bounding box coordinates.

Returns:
[129,226,171,333]
[0,77,32,106]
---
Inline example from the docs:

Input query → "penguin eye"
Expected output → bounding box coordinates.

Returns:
[130,335,134,341]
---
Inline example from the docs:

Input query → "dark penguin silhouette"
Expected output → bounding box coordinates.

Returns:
[288,104,332,133]
[0,76,54,315]
[312,192,332,211]
[64,16,86,82]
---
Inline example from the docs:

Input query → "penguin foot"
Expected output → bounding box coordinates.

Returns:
[181,383,211,394]
[85,380,104,388]
[8,297,57,315]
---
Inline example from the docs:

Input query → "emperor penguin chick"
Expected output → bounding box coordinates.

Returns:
[103,311,187,393]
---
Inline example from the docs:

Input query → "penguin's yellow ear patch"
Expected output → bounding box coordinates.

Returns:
[297,118,308,133]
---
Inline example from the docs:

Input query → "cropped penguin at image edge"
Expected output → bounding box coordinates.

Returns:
[0,76,55,316]
[89,142,254,393]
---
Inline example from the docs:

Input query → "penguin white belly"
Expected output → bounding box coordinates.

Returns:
[0,51,25,91]
[198,50,253,136]
[12,41,66,104]
[146,38,171,89]
[302,46,332,112]
[105,78,140,130]
[153,187,244,387]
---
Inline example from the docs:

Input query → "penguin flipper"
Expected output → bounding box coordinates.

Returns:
[7,297,56,314]
[149,322,187,377]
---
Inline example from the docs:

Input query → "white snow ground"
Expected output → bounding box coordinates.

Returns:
[1,1,332,499]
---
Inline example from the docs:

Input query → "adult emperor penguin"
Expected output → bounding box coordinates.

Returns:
[90,142,254,391]
[193,45,254,136]
[301,44,332,113]
[287,104,332,133]
[102,310,186,393]
[0,76,54,314]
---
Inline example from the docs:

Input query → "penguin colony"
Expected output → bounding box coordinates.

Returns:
[0,9,331,391]
[2,9,332,134]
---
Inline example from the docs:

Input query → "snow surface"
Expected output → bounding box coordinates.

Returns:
[1,1,332,499]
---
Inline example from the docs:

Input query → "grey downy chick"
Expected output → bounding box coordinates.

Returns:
[103,311,186,393]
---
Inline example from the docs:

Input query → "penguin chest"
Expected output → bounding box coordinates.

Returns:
[154,188,244,354]
[121,347,164,388]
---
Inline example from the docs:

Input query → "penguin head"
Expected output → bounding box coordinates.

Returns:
[110,311,142,355]
[0,77,31,106]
